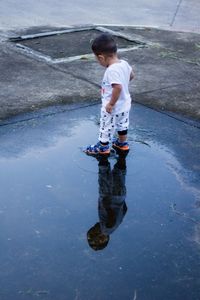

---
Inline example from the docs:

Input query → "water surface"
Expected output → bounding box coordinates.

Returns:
[0,104,200,300]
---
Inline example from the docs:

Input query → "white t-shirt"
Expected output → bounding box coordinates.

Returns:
[101,59,132,114]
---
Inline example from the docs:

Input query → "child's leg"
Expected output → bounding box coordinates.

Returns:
[85,109,114,155]
[112,111,129,151]
[99,109,115,145]
[118,130,127,143]
[116,111,129,142]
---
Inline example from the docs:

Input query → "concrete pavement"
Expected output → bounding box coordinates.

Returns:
[0,0,199,122]
[0,0,199,33]
[0,25,199,122]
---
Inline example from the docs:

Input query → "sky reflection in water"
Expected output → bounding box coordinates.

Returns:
[0,104,200,300]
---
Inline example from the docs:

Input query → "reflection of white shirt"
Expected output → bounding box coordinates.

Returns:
[99,196,127,236]
[101,59,132,114]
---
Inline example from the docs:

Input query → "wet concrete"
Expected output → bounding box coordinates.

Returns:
[0,103,200,300]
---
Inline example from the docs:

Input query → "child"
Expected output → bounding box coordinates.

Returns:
[85,33,134,155]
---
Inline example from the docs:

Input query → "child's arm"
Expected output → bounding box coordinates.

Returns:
[130,70,134,81]
[106,84,122,113]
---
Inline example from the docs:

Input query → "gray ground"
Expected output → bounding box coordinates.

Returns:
[0,25,200,122]
[0,0,199,33]
[0,0,200,122]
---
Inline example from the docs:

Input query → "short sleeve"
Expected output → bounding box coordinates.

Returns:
[107,70,122,85]
[128,64,132,73]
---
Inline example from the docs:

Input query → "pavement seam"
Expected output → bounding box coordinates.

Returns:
[170,0,183,27]
[45,63,196,98]
[2,37,101,89]
[46,63,101,89]
[6,25,146,64]
[0,102,100,127]
[135,81,199,96]
[0,101,199,130]
[133,101,200,129]
[95,23,200,34]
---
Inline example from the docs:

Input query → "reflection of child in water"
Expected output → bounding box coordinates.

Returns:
[87,154,128,251]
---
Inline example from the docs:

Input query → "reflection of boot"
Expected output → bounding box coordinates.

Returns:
[114,157,126,171]
[113,143,129,158]
[112,156,127,197]
[97,156,110,167]
[114,152,128,171]
[98,157,112,201]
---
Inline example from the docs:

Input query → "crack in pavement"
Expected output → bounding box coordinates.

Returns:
[47,63,101,89]
[170,0,183,27]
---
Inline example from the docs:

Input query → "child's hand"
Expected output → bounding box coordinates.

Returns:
[105,84,121,113]
[105,103,114,113]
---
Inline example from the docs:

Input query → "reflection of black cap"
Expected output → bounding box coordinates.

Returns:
[87,223,110,251]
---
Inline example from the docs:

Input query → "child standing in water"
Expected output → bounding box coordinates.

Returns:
[85,33,134,155]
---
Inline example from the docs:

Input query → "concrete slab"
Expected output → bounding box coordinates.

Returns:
[0,26,199,121]
[0,103,199,300]
[0,42,98,120]
[172,0,200,33]
[12,28,138,60]
[57,27,200,120]
[0,0,199,33]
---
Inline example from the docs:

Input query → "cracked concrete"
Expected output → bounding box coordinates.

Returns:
[0,25,200,121]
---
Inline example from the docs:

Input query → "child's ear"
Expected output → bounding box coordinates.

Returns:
[97,54,104,62]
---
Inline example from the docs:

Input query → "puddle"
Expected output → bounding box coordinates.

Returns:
[0,104,199,300]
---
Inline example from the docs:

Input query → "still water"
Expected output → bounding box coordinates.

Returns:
[0,103,200,300]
